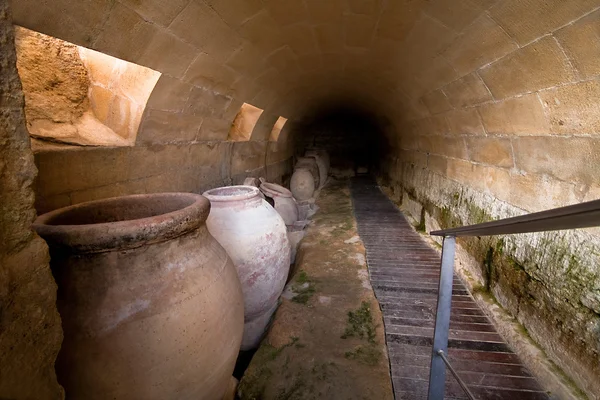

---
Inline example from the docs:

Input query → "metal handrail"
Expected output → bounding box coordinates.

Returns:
[426,199,600,399]
[430,199,600,237]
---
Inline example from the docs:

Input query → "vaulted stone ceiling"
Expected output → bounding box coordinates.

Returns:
[15,0,599,146]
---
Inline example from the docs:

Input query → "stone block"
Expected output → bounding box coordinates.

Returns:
[444,72,494,108]
[414,56,460,94]
[185,86,232,119]
[489,0,599,46]
[305,0,345,24]
[280,23,319,56]
[183,53,241,93]
[35,147,130,197]
[421,89,453,115]
[478,94,550,135]
[169,0,242,61]
[12,0,112,47]
[424,0,490,32]
[444,14,518,76]
[418,135,468,160]
[401,192,423,223]
[70,179,147,205]
[479,36,575,99]
[346,0,381,16]
[203,0,263,27]
[375,0,425,42]
[189,142,229,167]
[465,137,514,168]
[119,0,189,27]
[231,141,267,175]
[427,154,448,175]
[93,3,157,63]
[239,10,284,53]
[137,28,197,78]
[264,0,309,26]
[198,116,232,141]
[344,14,376,48]
[446,108,485,135]
[313,24,344,53]
[508,172,581,212]
[555,9,600,79]
[136,109,202,144]
[513,137,600,186]
[145,75,193,112]
[400,150,428,169]
[538,80,600,135]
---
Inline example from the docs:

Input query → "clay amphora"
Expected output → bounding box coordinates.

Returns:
[295,156,320,189]
[260,182,299,226]
[203,186,291,350]
[305,150,328,188]
[290,168,315,201]
[33,193,244,400]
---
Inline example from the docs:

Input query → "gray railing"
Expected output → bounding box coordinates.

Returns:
[426,199,600,399]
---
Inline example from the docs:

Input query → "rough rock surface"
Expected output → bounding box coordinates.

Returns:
[14,26,89,124]
[0,4,63,399]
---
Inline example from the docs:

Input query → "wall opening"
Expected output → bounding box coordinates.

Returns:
[269,116,287,142]
[228,103,264,142]
[14,26,161,147]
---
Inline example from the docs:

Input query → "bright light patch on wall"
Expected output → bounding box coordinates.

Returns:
[228,103,264,142]
[269,116,287,142]
[14,26,161,147]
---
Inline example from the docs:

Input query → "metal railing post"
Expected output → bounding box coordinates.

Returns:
[427,236,456,400]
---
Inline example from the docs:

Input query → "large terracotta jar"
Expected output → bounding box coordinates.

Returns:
[306,148,330,173]
[295,156,320,189]
[305,150,328,188]
[33,193,244,400]
[290,168,315,201]
[203,186,291,350]
[260,182,299,226]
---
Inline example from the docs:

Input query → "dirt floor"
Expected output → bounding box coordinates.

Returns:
[238,178,394,400]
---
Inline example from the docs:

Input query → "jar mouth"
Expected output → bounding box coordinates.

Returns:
[260,182,293,198]
[33,193,209,253]
[203,185,260,202]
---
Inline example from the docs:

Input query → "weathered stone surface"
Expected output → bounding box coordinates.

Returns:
[0,5,63,398]
[489,0,599,46]
[443,72,493,108]
[479,36,575,99]
[555,9,600,80]
[14,27,89,124]
[465,137,514,168]
[538,80,600,134]
[513,136,600,186]
[446,108,486,135]
[478,94,550,135]
[421,89,453,115]
[443,14,518,76]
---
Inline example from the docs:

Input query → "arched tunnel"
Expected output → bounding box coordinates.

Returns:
[1,0,600,398]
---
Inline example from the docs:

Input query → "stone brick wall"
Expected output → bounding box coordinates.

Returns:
[0,4,63,399]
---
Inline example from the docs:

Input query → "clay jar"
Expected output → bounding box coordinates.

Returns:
[33,193,244,400]
[290,168,315,201]
[295,156,320,189]
[203,186,291,350]
[305,150,329,188]
[260,182,299,226]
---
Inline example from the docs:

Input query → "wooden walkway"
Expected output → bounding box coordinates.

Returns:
[350,177,549,400]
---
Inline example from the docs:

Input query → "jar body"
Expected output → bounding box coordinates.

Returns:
[34,194,244,400]
[290,168,316,201]
[204,187,291,350]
